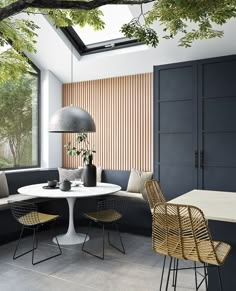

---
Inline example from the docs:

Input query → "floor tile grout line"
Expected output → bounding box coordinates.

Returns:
[0,260,100,290]
[104,255,163,270]
[0,245,164,273]
[49,273,101,291]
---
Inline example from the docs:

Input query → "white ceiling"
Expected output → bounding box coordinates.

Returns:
[22,8,236,84]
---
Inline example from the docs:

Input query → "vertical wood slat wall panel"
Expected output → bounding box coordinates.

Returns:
[62,73,153,171]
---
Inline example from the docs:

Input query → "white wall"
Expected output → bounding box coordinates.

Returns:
[41,70,62,168]
[25,14,236,83]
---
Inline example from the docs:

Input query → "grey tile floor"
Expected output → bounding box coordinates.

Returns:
[0,227,205,291]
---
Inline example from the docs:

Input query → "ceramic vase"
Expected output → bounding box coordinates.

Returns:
[83,155,96,187]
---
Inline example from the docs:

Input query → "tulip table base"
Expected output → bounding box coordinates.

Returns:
[52,197,89,245]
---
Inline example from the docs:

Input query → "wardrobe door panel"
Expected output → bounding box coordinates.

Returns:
[204,133,236,167]
[203,60,236,97]
[154,63,198,198]
[159,67,193,100]
[160,134,193,165]
[203,167,236,192]
[199,56,236,191]
[160,165,194,200]
[204,98,236,132]
[160,101,193,132]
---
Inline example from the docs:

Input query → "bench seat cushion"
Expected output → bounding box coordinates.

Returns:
[112,190,144,199]
[0,194,36,210]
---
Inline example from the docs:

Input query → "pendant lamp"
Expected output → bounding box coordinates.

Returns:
[49,45,96,133]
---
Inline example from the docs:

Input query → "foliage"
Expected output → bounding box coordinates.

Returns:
[0,157,12,168]
[0,73,36,166]
[0,17,38,82]
[145,0,236,47]
[121,19,159,47]
[1,0,236,81]
[0,2,105,83]
[65,133,96,164]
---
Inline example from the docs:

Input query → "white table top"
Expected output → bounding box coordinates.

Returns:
[170,189,236,223]
[18,182,121,199]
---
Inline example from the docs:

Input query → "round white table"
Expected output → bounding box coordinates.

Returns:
[18,182,121,245]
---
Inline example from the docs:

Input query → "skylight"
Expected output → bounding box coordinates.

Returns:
[61,5,140,55]
[73,5,133,46]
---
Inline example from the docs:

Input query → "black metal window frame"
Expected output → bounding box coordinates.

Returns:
[0,60,41,171]
[61,27,141,55]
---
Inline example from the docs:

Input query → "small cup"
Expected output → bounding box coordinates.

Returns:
[47,180,58,188]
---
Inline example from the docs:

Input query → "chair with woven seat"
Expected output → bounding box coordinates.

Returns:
[8,200,62,265]
[82,198,126,260]
[145,179,166,213]
[152,202,231,291]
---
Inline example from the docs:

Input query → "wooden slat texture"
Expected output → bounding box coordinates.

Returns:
[62,73,153,171]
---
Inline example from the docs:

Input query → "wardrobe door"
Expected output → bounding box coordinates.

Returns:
[198,56,236,191]
[154,62,198,200]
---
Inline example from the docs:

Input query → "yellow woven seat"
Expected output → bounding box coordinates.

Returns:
[83,209,122,223]
[153,236,230,266]
[19,212,59,226]
[152,202,231,290]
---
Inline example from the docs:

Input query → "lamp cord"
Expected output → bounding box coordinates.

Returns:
[71,44,73,84]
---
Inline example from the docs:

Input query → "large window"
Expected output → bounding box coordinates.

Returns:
[62,5,140,55]
[0,65,40,169]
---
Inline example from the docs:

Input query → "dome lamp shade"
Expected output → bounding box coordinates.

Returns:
[49,106,96,133]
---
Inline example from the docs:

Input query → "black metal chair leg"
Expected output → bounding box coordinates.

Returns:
[194,262,198,291]
[203,263,208,290]
[108,223,125,254]
[173,259,179,291]
[32,223,62,265]
[217,267,223,291]
[13,226,24,260]
[102,224,105,259]
[51,220,62,256]
[13,226,37,260]
[32,228,36,265]
[82,221,105,260]
[159,255,166,291]
[165,257,173,291]
[82,221,92,252]
[172,258,176,287]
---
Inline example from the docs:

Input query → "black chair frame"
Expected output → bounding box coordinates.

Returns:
[159,256,223,291]
[13,219,62,265]
[82,219,125,260]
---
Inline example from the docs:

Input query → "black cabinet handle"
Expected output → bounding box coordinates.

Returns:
[194,151,198,168]
[200,150,204,168]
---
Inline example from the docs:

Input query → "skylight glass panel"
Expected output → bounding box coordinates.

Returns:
[73,5,133,45]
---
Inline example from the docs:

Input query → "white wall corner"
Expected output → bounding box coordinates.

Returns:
[41,70,62,169]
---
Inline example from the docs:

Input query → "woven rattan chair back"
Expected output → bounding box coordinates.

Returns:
[8,201,40,226]
[152,203,225,265]
[145,179,166,211]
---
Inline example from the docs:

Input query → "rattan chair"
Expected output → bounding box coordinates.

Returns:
[8,200,62,265]
[152,203,231,291]
[82,198,126,260]
[145,179,180,288]
[145,179,166,213]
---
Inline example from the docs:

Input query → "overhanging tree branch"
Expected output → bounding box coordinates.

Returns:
[0,0,28,21]
[0,0,155,21]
